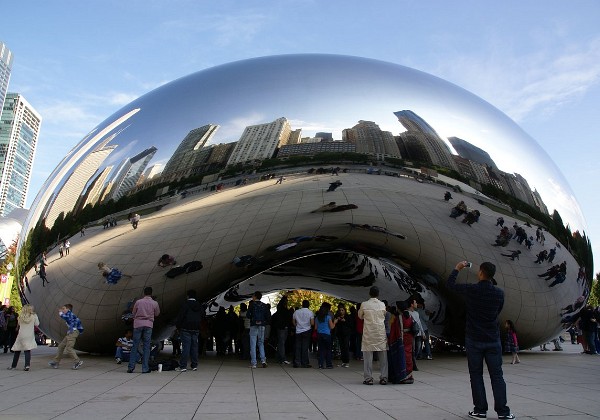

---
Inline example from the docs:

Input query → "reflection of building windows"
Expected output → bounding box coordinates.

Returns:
[277,141,356,158]
[163,124,219,175]
[227,117,292,166]
[45,145,116,226]
[394,110,457,170]
[342,120,401,160]
[448,137,497,169]
[110,147,157,201]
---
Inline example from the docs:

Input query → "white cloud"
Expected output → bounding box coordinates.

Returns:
[160,12,270,47]
[430,37,600,122]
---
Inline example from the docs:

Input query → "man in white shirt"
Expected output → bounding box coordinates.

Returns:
[292,300,314,368]
[358,286,388,385]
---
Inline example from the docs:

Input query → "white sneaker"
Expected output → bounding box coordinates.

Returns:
[174,367,187,372]
[72,360,83,370]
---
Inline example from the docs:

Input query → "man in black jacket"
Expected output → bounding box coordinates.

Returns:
[175,290,204,372]
[447,261,515,420]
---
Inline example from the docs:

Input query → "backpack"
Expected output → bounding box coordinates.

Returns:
[250,301,271,326]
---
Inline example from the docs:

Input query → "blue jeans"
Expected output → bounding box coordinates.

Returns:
[317,333,333,368]
[128,327,152,372]
[465,337,510,416]
[115,347,131,362]
[180,329,199,369]
[249,325,265,366]
[423,330,432,357]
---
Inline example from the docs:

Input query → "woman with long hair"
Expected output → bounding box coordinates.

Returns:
[7,305,40,371]
[334,305,352,368]
[315,302,338,369]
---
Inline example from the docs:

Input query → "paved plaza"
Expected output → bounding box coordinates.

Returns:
[1,341,598,419]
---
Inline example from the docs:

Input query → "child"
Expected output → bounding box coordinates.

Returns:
[48,304,84,369]
[115,330,134,364]
[504,320,520,364]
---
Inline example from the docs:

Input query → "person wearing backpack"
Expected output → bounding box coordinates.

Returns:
[247,291,270,368]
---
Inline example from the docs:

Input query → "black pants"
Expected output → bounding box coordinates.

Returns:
[337,332,350,364]
[294,330,311,367]
[11,350,31,368]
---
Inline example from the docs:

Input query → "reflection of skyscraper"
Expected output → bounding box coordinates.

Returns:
[452,155,491,186]
[45,145,116,226]
[110,147,158,200]
[227,117,292,166]
[315,132,333,142]
[448,137,497,169]
[141,164,163,182]
[0,93,42,217]
[394,110,457,170]
[27,108,140,231]
[342,120,400,159]
[163,124,219,176]
[288,129,302,144]
[0,42,13,111]
[79,166,113,210]
[507,173,535,207]
[532,189,549,215]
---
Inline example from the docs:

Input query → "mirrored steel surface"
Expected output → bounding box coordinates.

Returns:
[17,54,591,352]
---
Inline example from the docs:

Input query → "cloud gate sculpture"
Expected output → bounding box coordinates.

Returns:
[17,54,592,353]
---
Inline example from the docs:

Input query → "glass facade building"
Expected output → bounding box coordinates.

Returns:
[0,93,42,217]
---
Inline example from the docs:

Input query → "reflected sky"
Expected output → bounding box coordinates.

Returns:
[25,54,586,234]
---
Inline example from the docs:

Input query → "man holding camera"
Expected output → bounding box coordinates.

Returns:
[447,261,515,420]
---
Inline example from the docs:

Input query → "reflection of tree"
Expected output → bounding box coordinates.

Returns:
[588,272,600,307]
[481,183,593,278]
[275,290,355,313]
[1,243,22,312]
[230,152,369,174]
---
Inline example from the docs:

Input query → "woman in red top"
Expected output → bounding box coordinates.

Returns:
[398,301,415,375]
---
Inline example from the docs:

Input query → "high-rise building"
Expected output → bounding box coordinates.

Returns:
[277,141,356,158]
[163,124,219,176]
[0,42,13,111]
[532,189,549,215]
[315,132,333,142]
[110,147,158,200]
[77,166,114,211]
[342,120,401,160]
[0,93,42,217]
[448,137,497,169]
[227,117,292,166]
[394,110,457,170]
[288,129,302,145]
[45,145,116,227]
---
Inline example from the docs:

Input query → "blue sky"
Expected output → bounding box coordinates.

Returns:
[3,1,600,267]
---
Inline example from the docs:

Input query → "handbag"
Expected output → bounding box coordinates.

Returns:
[410,318,419,335]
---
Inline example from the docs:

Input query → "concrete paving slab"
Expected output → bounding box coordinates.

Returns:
[1,342,599,419]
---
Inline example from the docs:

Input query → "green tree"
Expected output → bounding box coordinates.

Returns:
[276,290,355,313]
[588,272,600,307]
